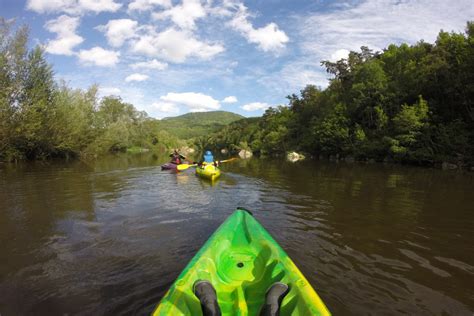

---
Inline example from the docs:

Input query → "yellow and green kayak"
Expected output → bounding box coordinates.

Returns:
[196,163,221,181]
[153,208,330,315]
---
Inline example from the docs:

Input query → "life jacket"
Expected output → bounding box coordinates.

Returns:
[203,152,214,163]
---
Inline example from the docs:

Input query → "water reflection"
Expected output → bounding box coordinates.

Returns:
[0,155,473,315]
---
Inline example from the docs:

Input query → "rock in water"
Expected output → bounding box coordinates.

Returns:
[287,151,305,162]
[238,149,253,159]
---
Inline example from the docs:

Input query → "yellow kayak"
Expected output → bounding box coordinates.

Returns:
[196,163,221,181]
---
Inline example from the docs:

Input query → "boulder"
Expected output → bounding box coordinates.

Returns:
[180,146,195,155]
[238,149,253,159]
[287,151,305,162]
[442,162,458,170]
[345,156,355,163]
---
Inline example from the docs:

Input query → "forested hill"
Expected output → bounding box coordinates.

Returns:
[158,111,244,139]
[204,22,474,168]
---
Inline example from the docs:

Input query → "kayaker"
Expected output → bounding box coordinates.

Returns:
[193,280,289,316]
[199,150,219,167]
[203,150,214,164]
[169,149,186,165]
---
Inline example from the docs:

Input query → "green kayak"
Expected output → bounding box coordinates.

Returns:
[153,208,330,315]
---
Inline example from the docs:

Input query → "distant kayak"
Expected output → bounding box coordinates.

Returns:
[153,208,330,315]
[161,162,191,171]
[196,163,221,181]
[161,162,179,170]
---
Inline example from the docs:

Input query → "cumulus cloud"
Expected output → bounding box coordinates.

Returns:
[329,49,350,62]
[77,47,120,67]
[99,86,121,96]
[130,28,224,63]
[228,3,288,52]
[151,101,179,113]
[241,102,270,111]
[130,59,168,70]
[160,92,220,112]
[125,73,149,82]
[222,96,237,103]
[44,15,83,56]
[152,0,206,30]
[128,0,171,12]
[96,19,138,47]
[26,0,122,14]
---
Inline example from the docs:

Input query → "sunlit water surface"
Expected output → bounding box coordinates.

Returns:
[1,155,473,315]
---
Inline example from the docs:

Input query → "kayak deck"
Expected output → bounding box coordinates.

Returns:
[153,209,330,315]
[195,163,221,181]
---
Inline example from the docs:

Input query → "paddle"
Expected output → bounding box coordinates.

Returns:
[177,157,238,171]
[218,157,238,164]
[177,163,197,171]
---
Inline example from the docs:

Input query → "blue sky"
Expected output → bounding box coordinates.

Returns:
[1,0,472,118]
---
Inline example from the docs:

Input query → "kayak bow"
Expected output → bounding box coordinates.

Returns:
[153,208,330,315]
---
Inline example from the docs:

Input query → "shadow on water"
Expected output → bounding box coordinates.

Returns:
[1,154,473,315]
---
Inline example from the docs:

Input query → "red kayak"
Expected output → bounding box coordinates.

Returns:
[161,162,191,171]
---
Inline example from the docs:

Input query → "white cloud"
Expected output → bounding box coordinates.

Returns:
[128,0,171,12]
[151,101,179,113]
[300,0,473,61]
[330,49,350,62]
[130,59,168,70]
[125,73,149,82]
[228,3,289,52]
[160,92,220,111]
[99,86,121,96]
[96,19,138,47]
[152,0,206,30]
[77,47,120,67]
[241,102,270,111]
[131,28,224,63]
[44,15,83,56]
[26,0,121,14]
[222,96,237,103]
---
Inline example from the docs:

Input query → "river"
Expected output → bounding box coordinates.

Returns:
[0,154,473,315]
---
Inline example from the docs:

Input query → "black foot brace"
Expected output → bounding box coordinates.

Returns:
[260,282,290,316]
[193,280,222,316]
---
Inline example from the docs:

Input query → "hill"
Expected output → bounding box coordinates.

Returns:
[158,111,245,139]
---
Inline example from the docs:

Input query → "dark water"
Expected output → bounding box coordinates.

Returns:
[1,155,473,315]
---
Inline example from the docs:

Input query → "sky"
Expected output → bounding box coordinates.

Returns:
[1,0,473,118]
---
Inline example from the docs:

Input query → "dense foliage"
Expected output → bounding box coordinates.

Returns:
[158,111,244,139]
[0,19,182,161]
[205,23,474,166]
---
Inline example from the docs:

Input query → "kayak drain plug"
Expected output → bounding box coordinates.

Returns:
[237,262,244,268]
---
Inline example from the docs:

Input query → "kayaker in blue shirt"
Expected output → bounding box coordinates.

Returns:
[203,150,214,164]
[198,150,219,167]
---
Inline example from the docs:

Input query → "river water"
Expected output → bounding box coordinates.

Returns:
[0,155,473,315]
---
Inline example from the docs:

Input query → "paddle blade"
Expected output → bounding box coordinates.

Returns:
[177,164,196,171]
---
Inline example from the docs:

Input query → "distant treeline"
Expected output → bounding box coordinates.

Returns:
[0,18,182,162]
[205,22,474,167]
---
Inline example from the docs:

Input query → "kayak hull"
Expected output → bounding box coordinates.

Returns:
[161,162,190,171]
[196,164,221,181]
[153,209,330,316]
[161,162,178,170]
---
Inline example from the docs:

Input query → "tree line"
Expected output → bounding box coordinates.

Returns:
[204,22,474,167]
[0,18,182,162]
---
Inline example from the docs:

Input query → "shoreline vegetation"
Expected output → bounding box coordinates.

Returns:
[203,22,474,170]
[1,18,473,170]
